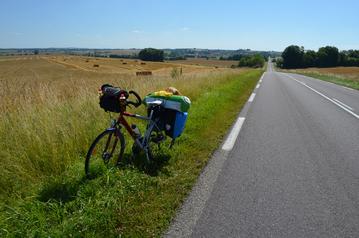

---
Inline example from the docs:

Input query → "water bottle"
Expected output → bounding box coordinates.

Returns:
[131,124,141,138]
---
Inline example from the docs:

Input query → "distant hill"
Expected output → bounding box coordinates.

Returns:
[0,47,282,59]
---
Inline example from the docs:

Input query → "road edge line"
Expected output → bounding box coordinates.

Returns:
[222,117,245,151]
[285,73,359,120]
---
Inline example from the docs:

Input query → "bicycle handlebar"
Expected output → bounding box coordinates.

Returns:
[127,90,142,108]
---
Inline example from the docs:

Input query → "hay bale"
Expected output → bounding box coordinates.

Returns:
[136,71,152,76]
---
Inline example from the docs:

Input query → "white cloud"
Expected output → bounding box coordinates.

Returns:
[180,27,190,31]
[131,30,141,34]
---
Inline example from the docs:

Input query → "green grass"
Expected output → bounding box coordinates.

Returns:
[0,70,262,237]
[295,72,359,90]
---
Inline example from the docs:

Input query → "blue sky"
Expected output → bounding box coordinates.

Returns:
[1,0,358,51]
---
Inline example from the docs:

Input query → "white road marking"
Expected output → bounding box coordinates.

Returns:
[256,84,260,89]
[222,117,245,151]
[332,98,354,111]
[286,74,359,120]
[259,74,264,83]
[297,73,356,92]
[248,93,256,102]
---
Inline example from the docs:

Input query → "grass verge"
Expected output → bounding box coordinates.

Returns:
[0,70,262,237]
[294,72,359,90]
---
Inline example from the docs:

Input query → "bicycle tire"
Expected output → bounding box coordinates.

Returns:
[85,129,125,179]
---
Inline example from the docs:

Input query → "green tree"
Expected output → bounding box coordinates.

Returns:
[138,48,164,62]
[317,46,339,67]
[303,50,317,67]
[348,50,359,58]
[339,52,348,66]
[238,54,265,68]
[281,45,304,69]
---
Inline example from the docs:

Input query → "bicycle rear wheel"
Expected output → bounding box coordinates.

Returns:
[85,129,125,179]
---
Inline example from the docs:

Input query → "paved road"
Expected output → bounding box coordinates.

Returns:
[166,62,359,237]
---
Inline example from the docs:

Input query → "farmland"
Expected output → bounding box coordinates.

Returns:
[284,67,359,90]
[0,55,261,236]
[170,58,239,68]
[0,56,232,111]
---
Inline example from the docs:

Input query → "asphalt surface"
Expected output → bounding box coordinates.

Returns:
[166,62,359,237]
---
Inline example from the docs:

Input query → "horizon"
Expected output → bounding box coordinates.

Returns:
[1,0,359,51]
[0,47,282,51]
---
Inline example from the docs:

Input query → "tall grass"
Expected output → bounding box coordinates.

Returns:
[0,58,246,198]
[0,69,262,237]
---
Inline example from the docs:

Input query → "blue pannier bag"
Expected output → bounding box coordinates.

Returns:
[167,111,188,139]
[144,93,190,139]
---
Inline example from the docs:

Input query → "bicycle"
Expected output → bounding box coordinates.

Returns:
[85,85,170,178]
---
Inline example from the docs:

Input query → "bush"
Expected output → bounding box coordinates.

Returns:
[238,54,265,68]
[138,48,164,62]
[276,58,283,68]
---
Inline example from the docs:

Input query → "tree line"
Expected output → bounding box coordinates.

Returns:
[278,45,359,69]
[138,48,164,61]
[238,54,265,68]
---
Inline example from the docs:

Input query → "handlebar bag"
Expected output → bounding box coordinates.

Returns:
[99,85,123,112]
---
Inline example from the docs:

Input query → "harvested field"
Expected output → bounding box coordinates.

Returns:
[0,55,239,110]
[170,58,239,68]
[284,67,359,90]
[41,56,226,75]
[286,67,359,81]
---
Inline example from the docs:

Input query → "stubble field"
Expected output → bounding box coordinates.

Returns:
[284,66,359,90]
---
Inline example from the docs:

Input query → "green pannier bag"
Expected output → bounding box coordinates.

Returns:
[143,93,191,112]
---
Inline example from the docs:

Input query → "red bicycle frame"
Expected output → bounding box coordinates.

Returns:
[116,111,151,139]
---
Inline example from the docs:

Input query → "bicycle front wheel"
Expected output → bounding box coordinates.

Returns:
[85,129,125,179]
